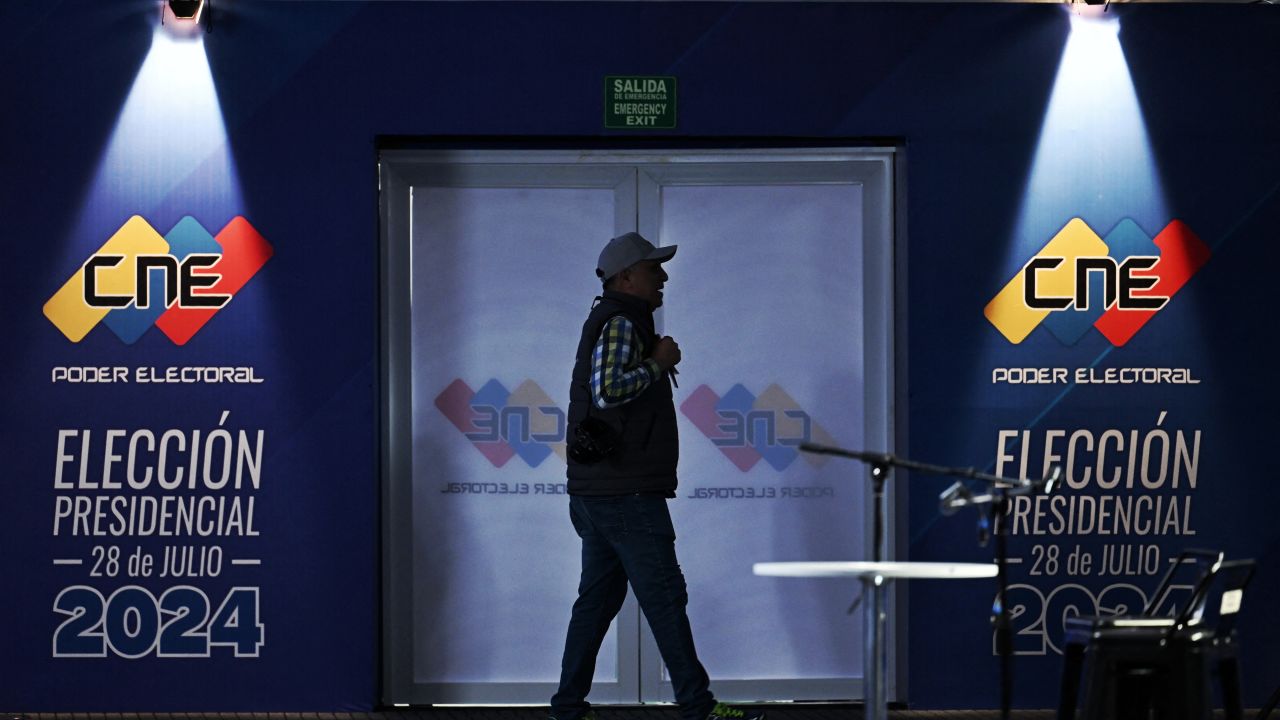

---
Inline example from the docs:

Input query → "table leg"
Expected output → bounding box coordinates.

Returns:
[864,574,888,720]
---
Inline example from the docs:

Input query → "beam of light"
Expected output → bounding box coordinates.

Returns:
[921,8,1176,549]
[1011,7,1169,249]
[978,9,1169,408]
[62,17,244,276]
[975,7,1171,385]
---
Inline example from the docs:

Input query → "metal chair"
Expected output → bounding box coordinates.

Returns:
[1056,549,1257,720]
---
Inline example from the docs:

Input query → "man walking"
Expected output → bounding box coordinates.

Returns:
[551,232,763,720]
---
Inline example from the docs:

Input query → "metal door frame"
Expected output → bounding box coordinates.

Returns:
[381,147,902,706]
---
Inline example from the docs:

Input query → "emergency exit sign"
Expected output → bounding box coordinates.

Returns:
[605,76,676,129]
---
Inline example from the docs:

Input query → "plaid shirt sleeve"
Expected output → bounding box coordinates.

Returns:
[591,316,663,409]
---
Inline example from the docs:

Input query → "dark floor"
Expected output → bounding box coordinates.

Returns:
[5,709,1060,720]
[6,707,1267,720]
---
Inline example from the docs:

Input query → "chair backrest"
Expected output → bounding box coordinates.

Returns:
[1186,559,1256,635]
[1142,549,1256,636]
[1144,548,1224,618]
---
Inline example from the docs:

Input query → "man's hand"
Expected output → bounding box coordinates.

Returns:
[652,336,681,371]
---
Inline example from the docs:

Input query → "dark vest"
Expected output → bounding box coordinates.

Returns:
[566,291,679,495]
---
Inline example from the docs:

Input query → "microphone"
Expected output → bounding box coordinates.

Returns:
[656,335,679,388]
[1043,465,1063,493]
[939,481,971,516]
[939,481,991,546]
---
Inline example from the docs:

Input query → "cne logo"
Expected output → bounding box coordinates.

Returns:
[680,383,836,472]
[44,216,273,345]
[984,218,1209,346]
[435,378,567,468]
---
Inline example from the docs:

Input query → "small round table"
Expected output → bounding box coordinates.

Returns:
[753,561,997,720]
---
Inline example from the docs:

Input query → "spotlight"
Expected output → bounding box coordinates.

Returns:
[1071,0,1110,15]
[161,0,212,33]
[169,0,204,20]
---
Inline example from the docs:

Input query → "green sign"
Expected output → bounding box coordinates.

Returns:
[605,76,676,129]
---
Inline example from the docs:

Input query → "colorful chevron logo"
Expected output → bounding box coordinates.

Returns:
[680,383,836,472]
[984,218,1209,346]
[43,216,273,345]
[435,378,567,468]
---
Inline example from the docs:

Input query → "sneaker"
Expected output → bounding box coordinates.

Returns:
[706,702,765,720]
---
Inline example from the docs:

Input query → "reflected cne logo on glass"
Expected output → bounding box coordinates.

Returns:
[680,383,836,472]
[984,218,1210,346]
[436,378,567,468]
[437,379,837,473]
[43,215,273,345]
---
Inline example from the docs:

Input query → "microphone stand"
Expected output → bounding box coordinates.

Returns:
[799,442,1060,720]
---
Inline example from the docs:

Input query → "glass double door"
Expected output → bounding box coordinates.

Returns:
[381,149,897,707]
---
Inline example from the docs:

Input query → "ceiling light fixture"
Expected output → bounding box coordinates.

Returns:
[1073,0,1110,13]
[162,0,212,33]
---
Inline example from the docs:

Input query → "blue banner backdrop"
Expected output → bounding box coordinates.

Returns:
[1,0,1276,711]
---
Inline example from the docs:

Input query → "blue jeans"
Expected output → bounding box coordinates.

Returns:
[551,494,715,720]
